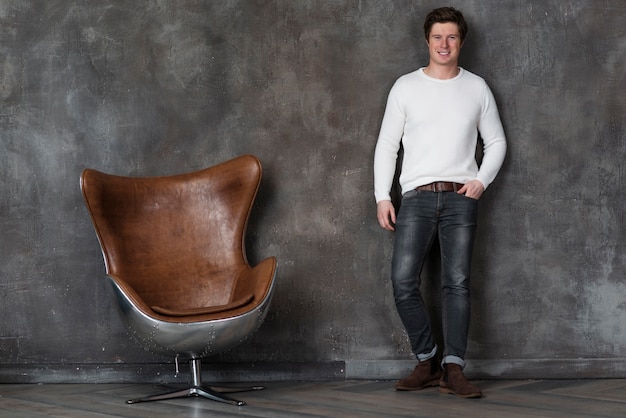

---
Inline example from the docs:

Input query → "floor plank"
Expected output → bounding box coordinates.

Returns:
[1,380,625,417]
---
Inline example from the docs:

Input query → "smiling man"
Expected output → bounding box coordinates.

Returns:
[374,7,507,398]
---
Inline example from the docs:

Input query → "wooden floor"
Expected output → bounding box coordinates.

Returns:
[1,379,626,417]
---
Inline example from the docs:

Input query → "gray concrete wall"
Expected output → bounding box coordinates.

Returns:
[1,0,624,383]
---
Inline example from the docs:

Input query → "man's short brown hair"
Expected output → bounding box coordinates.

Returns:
[423,7,468,44]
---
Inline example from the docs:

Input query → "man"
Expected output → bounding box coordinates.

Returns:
[374,7,506,398]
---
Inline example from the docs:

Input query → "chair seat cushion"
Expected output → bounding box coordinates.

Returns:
[151,294,254,317]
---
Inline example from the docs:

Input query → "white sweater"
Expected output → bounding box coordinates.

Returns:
[374,67,507,202]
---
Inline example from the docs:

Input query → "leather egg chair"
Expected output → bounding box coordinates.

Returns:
[80,155,277,406]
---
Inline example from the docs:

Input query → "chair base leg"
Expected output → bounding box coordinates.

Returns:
[126,385,264,406]
[126,358,264,406]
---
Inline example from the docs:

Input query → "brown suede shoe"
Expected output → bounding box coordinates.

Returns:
[395,359,442,391]
[438,363,482,398]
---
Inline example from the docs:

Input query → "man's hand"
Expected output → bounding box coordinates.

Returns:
[377,200,396,231]
[457,180,485,200]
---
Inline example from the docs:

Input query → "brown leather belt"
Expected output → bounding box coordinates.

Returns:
[415,182,464,192]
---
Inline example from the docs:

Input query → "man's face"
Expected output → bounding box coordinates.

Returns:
[427,22,463,67]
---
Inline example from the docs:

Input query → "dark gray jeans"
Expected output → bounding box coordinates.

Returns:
[391,189,478,368]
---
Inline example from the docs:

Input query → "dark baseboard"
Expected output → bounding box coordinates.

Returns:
[1,358,624,384]
[0,361,345,384]
[345,358,626,380]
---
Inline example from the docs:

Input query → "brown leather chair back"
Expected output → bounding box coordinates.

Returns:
[81,155,263,314]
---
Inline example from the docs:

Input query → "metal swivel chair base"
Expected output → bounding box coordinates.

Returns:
[126,358,264,406]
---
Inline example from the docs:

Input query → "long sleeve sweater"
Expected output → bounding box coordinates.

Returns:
[374,67,507,203]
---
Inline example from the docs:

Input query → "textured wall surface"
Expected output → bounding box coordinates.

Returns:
[1,0,624,382]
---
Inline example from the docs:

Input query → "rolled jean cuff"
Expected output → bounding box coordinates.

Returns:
[417,345,438,362]
[442,355,466,369]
